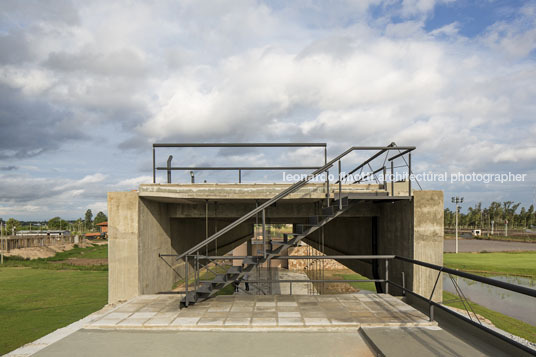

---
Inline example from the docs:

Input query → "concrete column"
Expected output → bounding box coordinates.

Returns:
[412,190,443,302]
[108,192,140,303]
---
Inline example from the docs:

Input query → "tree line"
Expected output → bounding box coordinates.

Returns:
[445,201,535,229]
[0,209,107,235]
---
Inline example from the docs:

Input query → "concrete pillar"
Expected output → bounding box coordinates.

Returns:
[108,192,140,303]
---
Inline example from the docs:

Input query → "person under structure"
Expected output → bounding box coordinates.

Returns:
[234,265,250,292]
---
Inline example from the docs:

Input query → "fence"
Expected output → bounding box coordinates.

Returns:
[0,235,81,252]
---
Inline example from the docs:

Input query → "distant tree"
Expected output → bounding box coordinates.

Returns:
[94,211,107,225]
[48,217,64,230]
[527,205,534,227]
[85,209,93,229]
[6,218,21,234]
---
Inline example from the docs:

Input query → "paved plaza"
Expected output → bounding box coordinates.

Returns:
[87,293,435,330]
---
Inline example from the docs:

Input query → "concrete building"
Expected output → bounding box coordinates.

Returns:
[107,182,443,304]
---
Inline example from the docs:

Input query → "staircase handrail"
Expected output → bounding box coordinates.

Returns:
[176,145,415,261]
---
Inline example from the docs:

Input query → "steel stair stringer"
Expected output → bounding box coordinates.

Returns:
[180,197,353,307]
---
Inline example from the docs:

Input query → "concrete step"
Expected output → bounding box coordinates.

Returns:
[359,327,488,357]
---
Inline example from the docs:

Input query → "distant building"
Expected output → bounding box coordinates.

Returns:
[17,230,71,237]
[85,222,108,239]
[96,221,108,234]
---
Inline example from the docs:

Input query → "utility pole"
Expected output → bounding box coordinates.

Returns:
[452,196,464,254]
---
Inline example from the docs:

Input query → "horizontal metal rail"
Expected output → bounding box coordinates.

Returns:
[201,279,385,284]
[388,280,536,355]
[153,143,327,148]
[153,142,328,184]
[156,166,321,171]
[173,145,416,260]
[395,256,536,298]
[181,255,396,260]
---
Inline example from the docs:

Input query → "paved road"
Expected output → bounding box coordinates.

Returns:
[444,239,536,253]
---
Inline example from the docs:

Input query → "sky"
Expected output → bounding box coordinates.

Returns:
[1,0,536,221]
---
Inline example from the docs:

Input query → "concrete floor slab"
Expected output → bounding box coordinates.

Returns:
[86,293,435,331]
[32,330,375,357]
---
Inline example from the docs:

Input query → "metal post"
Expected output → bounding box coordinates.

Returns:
[166,155,173,184]
[152,147,156,183]
[455,204,459,254]
[325,146,329,207]
[391,160,394,196]
[385,260,389,294]
[262,209,266,259]
[338,160,342,210]
[402,272,405,296]
[206,200,209,257]
[429,304,434,322]
[408,153,412,196]
[383,166,387,190]
[238,169,241,183]
[196,252,199,291]
[185,256,189,307]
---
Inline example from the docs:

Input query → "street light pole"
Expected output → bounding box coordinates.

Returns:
[452,196,464,254]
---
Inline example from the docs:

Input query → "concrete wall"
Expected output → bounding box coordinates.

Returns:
[108,189,443,303]
[378,190,443,301]
[412,190,443,301]
[108,192,140,303]
[138,198,173,295]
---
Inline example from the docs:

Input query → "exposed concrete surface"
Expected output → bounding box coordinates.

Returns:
[444,238,536,252]
[108,192,140,304]
[139,183,385,202]
[4,304,117,357]
[412,191,444,302]
[87,294,435,330]
[360,326,489,356]
[32,330,374,357]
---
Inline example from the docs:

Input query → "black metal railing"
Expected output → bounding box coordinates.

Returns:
[152,142,327,184]
[161,253,536,354]
[171,145,415,263]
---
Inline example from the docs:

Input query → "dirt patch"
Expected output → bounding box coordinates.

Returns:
[1,241,94,260]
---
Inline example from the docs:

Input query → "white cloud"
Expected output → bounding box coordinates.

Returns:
[1,0,536,217]
[115,175,153,189]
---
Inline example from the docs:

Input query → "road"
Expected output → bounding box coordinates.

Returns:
[444,238,536,253]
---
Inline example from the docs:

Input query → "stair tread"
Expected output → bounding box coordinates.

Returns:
[180,199,354,308]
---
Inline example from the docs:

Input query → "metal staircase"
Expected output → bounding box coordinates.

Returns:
[181,197,352,307]
[167,144,416,308]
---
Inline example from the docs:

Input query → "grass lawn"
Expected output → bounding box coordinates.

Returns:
[443,251,536,277]
[443,291,536,343]
[0,244,108,355]
[445,233,536,243]
[339,272,377,292]
[1,244,108,271]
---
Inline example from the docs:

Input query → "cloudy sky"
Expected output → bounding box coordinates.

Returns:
[1,0,535,221]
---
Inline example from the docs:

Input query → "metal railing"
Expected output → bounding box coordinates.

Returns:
[165,253,536,354]
[152,143,327,184]
[169,145,415,263]
[391,256,536,355]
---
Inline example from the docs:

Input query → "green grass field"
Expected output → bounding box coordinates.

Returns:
[443,291,536,343]
[339,272,377,292]
[0,244,108,355]
[0,268,107,355]
[444,251,536,277]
